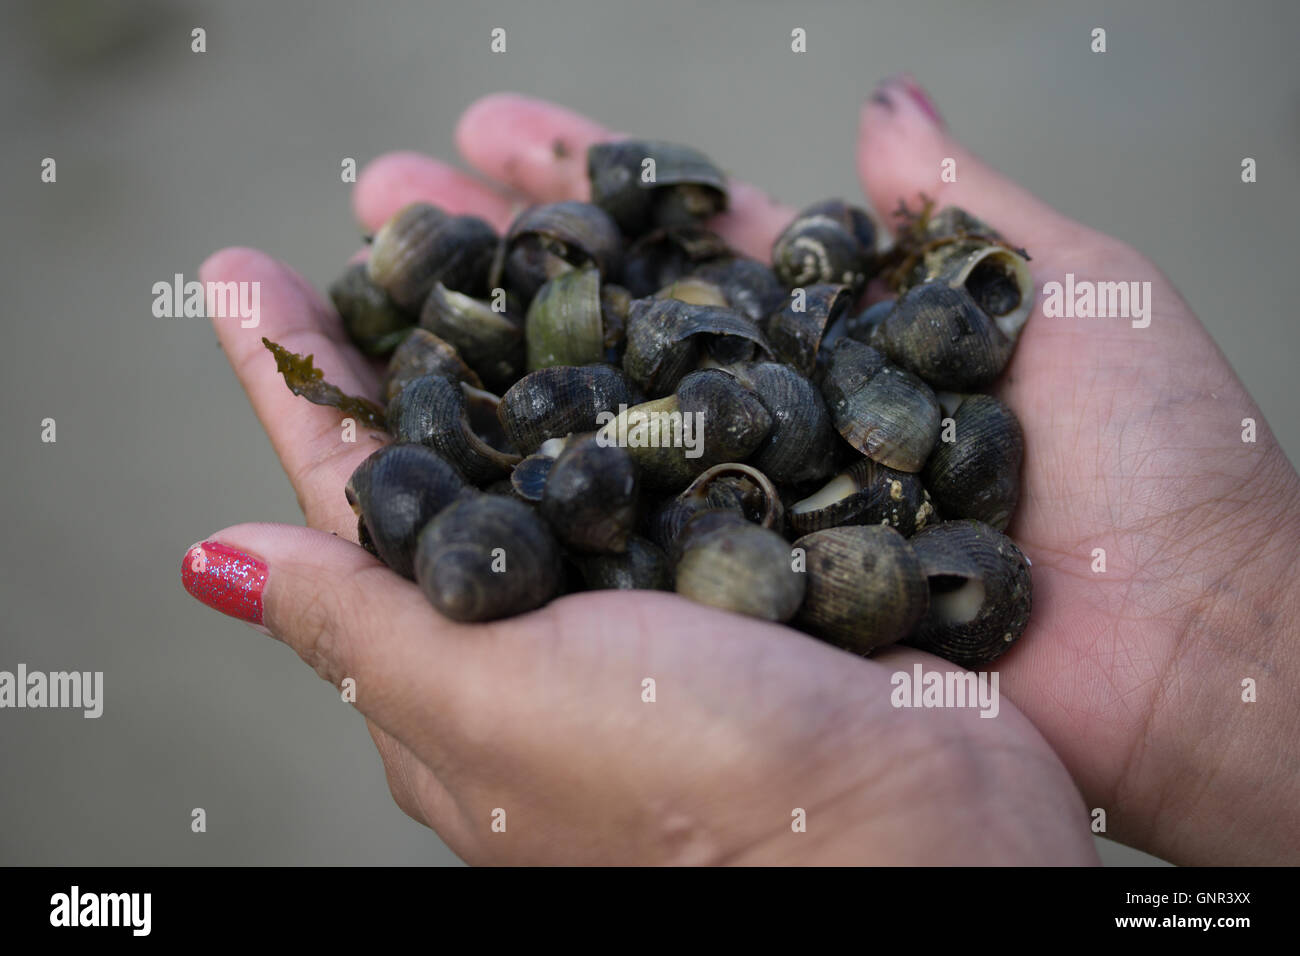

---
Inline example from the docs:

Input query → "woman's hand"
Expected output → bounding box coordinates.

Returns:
[182,525,1096,864]
[183,77,1298,864]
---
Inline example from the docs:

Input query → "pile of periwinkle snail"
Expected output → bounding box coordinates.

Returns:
[283,139,1037,668]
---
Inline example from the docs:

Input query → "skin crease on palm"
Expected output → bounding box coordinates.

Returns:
[191,78,1300,865]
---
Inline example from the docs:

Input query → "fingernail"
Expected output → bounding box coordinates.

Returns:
[867,75,900,113]
[181,541,267,625]
[898,74,944,128]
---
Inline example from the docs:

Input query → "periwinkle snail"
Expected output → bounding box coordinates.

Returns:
[268,134,1038,668]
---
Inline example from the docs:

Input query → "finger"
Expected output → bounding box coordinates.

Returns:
[200,247,387,534]
[180,524,482,760]
[709,181,800,264]
[455,92,610,203]
[858,75,1091,252]
[455,92,796,260]
[353,151,517,234]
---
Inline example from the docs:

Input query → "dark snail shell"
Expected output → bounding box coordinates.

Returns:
[540,434,640,554]
[504,201,623,303]
[839,298,895,345]
[903,520,1032,667]
[414,494,562,622]
[893,205,1007,287]
[622,226,732,298]
[817,298,894,378]
[871,281,1019,392]
[386,374,522,485]
[598,283,632,365]
[622,297,771,397]
[691,257,788,326]
[595,395,704,491]
[677,369,773,468]
[898,205,1029,321]
[524,267,606,370]
[509,438,566,502]
[572,535,672,591]
[368,204,498,310]
[931,244,1033,343]
[646,462,784,557]
[681,462,784,529]
[420,283,525,394]
[923,394,1024,531]
[649,272,775,366]
[497,364,634,455]
[383,328,483,402]
[793,524,929,653]
[818,339,940,473]
[789,456,935,536]
[600,369,772,490]
[646,494,734,558]
[587,139,728,235]
[771,200,879,295]
[728,361,839,484]
[329,263,414,356]
[764,283,854,377]
[646,481,744,557]
[653,275,730,309]
[345,443,468,579]
[674,512,805,623]
[924,205,1001,242]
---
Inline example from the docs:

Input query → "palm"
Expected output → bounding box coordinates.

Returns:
[986,247,1195,799]
[371,587,1094,864]
[987,236,1295,837]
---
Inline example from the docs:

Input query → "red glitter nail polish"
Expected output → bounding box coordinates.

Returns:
[181,540,267,625]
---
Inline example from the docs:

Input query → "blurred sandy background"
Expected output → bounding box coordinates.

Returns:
[1,0,1296,866]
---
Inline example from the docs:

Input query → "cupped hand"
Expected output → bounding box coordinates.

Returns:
[186,77,1298,864]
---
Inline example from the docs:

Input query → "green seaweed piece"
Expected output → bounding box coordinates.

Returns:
[262,337,387,430]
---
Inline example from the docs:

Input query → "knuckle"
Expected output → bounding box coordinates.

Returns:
[278,567,352,688]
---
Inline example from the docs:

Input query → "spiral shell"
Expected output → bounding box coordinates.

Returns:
[903,520,1033,667]
[771,200,878,295]
[819,339,940,472]
[415,494,562,622]
[368,203,498,310]
[793,524,928,653]
[345,444,468,579]
[386,374,521,484]
[923,394,1024,530]
[588,139,728,235]
[674,512,805,623]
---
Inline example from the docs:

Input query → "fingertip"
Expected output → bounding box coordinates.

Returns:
[454,91,531,157]
[456,91,612,201]
[180,533,272,628]
[354,151,515,232]
[199,246,273,284]
[457,91,610,157]
[200,246,334,333]
[353,150,427,226]
[185,522,464,748]
[861,74,945,134]
[858,77,949,188]
[857,75,1071,245]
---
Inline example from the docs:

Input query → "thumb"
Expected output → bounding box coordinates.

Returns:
[179,523,473,748]
[858,74,1088,250]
